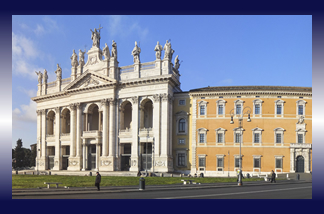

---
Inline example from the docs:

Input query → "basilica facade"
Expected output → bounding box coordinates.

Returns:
[32,27,181,173]
[32,28,312,176]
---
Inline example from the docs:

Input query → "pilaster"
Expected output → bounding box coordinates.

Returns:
[130,96,139,172]
[99,99,111,171]
[53,107,61,170]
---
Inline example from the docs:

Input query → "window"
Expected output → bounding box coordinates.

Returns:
[298,134,303,144]
[215,127,226,144]
[298,105,303,115]
[296,100,306,116]
[197,128,207,144]
[217,133,223,143]
[276,133,281,143]
[178,139,185,145]
[218,105,224,115]
[296,128,306,144]
[199,133,205,143]
[255,104,260,114]
[198,157,205,167]
[276,105,282,115]
[179,99,185,106]
[236,104,241,115]
[216,100,226,117]
[235,133,241,143]
[275,100,285,117]
[276,158,282,168]
[235,157,240,168]
[274,128,285,145]
[178,153,185,167]
[200,106,205,115]
[198,100,207,116]
[254,158,260,168]
[217,156,224,171]
[254,133,260,143]
[178,119,185,133]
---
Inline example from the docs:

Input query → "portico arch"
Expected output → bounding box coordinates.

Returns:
[61,108,71,134]
[140,98,153,129]
[120,101,132,130]
[87,103,100,131]
[47,110,55,135]
[296,155,305,172]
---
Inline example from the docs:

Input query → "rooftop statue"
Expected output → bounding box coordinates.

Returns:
[132,41,141,63]
[111,40,117,58]
[154,41,162,60]
[55,63,62,80]
[43,69,48,84]
[79,49,86,65]
[70,49,78,67]
[174,55,180,71]
[90,25,103,48]
[35,71,43,84]
[163,40,175,60]
[103,43,110,60]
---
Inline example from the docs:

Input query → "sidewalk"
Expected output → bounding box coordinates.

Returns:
[12,178,311,197]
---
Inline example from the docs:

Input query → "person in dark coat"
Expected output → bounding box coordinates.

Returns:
[95,172,101,190]
[271,170,276,183]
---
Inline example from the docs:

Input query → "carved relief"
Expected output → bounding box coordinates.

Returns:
[39,162,44,166]
[297,115,304,124]
[69,103,76,110]
[131,160,137,166]
[102,160,111,166]
[69,160,78,166]
[84,78,99,87]
[101,99,108,106]
[54,161,58,166]
[36,110,41,116]
[153,94,160,102]
[155,160,165,166]
[131,96,138,104]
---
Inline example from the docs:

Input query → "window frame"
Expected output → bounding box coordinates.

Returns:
[234,99,244,116]
[252,99,263,117]
[233,127,244,145]
[274,155,283,173]
[252,127,263,146]
[216,99,226,117]
[296,100,306,117]
[176,150,187,167]
[296,128,306,144]
[216,154,225,172]
[253,155,261,172]
[215,127,226,145]
[274,100,285,117]
[198,100,208,117]
[274,127,285,146]
[197,128,207,144]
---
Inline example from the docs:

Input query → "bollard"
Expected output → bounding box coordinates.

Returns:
[297,174,300,180]
[139,178,145,190]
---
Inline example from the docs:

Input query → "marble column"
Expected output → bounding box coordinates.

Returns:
[108,98,116,157]
[40,109,47,170]
[130,96,139,171]
[53,107,61,170]
[101,99,109,157]
[76,103,82,157]
[152,94,161,157]
[82,139,86,171]
[70,103,76,157]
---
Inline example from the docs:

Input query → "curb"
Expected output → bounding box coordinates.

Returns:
[12,180,311,197]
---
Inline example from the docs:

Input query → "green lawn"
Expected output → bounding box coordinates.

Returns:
[12,174,264,189]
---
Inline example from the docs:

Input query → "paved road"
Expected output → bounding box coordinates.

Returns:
[12,181,311,199]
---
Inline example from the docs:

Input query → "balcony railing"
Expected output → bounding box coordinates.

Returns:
[290,143,312,149]
[82,130,102,138]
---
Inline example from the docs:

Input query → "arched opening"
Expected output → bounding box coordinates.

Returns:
[178,118,186,133]
[47,110,55,135]
[61,108,70,134]
[88,104,100,131]
[120,101,132,130]
[296,155,304,172]
[140,99,153,129]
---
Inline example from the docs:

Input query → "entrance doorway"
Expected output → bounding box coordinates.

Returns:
[88,145,96,170]
[296,155,304,172]
[121,143,131,171]
[141,143,152,171]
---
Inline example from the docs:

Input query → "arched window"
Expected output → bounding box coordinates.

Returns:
[179,119,186,133]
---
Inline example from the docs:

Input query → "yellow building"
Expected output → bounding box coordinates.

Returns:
[173,86,312,177]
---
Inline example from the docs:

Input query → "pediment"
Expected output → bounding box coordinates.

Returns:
[64,70,116,91]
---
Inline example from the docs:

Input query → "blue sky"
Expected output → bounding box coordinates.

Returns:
[12,15,312,148]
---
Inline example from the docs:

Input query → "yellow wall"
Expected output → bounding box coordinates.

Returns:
[194,96,312,174]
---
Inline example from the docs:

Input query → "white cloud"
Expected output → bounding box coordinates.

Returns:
[17,86,37,98]
[218,78,233,85]
[34,24,45,36]
[12,100,37,125]
[12,32,38,59]
[107,16,149,40]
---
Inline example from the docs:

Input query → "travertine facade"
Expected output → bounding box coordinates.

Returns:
[32,28,181,172]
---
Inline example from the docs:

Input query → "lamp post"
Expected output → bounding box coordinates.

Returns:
[230,106,251,186]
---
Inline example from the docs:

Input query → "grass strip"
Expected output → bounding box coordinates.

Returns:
[12,175,264,189]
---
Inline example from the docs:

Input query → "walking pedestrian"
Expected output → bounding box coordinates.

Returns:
[271,170,276,183]
[95,172,101,191]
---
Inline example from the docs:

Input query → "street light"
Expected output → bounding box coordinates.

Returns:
[230,106,251,186]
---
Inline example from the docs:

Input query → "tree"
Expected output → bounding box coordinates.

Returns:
[14,139,25,169]
[29,146,36,167]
